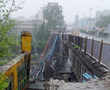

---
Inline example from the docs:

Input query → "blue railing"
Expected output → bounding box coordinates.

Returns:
[33,35,59,80]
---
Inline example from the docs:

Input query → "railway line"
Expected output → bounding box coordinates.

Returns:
[0,31,110,90]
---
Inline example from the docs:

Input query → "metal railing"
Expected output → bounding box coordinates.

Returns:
[69,35,110,68]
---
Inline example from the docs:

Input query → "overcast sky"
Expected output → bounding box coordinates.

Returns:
[12,0,110,23]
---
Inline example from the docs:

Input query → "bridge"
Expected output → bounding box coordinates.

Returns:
[0,31,110,90]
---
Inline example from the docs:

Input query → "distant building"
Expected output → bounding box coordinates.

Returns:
[78,17,96,31]
[13,7,44,34]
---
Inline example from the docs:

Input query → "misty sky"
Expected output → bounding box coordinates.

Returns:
[12,0,110,23]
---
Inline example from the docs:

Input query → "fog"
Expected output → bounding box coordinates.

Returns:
[12,0,110,23]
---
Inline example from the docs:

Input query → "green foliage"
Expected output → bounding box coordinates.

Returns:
[0,20,16,59]
[0,60,8,66]
[74,45,80,49]
[32,23,50,54]
[0,0,23,22]
[0,0,22,61]
[0,73,9,90]
[80,29,87,33]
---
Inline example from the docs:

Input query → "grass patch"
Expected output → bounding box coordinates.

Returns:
[0,60,8,66]
[74,45,80,49]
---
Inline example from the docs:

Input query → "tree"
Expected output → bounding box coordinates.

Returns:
[0,0,23,60]
[0,0,23,22]
[43,2,65,30]
[32,22,50,54]
[0,0,24,89]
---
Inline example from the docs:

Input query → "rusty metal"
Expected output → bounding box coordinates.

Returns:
[98,40,103,63]
[91,38,94,56]
[84,37,87,54]
[79,37,83,51]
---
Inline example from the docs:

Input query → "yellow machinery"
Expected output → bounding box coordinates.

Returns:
[0,31,32,90]
[21,32,32,53]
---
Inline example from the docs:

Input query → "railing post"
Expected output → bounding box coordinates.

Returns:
[84,37,87,54]
[73,36,75,44]
[91,38,94,56]
[21,31,32,81]
[98,40,103,63]
[79,37,82,51]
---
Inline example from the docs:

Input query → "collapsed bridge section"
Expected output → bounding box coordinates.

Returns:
[44,33,109,82]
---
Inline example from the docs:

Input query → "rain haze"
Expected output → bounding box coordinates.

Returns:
[1,0,110,89]
[12,0,110,23]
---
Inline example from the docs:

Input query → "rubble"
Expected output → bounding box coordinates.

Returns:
[48,74,110,90]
